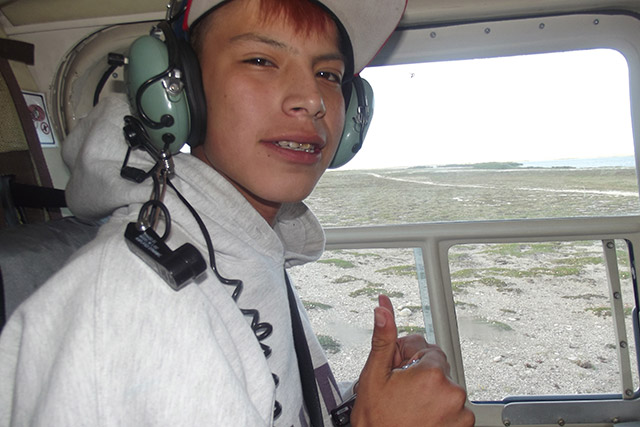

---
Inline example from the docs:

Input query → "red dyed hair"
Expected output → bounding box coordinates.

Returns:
[190,0,341,57]
[257,0,335,36]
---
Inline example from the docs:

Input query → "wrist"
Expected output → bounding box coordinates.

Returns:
[330,393,357,426]
[349,398,370,427]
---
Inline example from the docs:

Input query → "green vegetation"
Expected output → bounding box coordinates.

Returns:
[617,249,630,266]
[538,266,581,276]
[554,256,603,267]
[488,320,514,331]
[333,275,359,284]
[318,258,356,268]
[562,293,606,301]
[478,277,508,287]
[452,265,582,281]
[346,251,383,259]
[586,305,634,318]
[376,265,417,277]
[316,335,341,354]
[586,307,612,318]
[452,273,513,292]
[386,291,406,298]
[448,241,633,297]
[451,269,477,279]
[398,325,426,334]
[451,280,474,293]
[303,300,333,311]
[307,167,639,227]
[484,243,560,257]
[349,285,385,298]
[349,283,404,299]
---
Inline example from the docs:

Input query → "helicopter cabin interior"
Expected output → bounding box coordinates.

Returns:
[0,0,640,426]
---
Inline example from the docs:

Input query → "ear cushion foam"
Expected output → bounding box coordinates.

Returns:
[175,39,207,147]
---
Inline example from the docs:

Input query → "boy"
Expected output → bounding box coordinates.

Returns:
[0,0,474,425]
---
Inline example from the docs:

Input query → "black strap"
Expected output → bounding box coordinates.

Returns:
[9,180,66,208]
[284,271,324,427]
[0,268,6,332]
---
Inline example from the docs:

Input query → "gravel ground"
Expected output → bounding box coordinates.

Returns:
[289,241,639,402]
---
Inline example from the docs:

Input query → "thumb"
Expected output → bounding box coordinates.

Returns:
[359,298,398,386]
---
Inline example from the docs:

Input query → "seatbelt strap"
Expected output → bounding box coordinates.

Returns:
[284,271,325,427]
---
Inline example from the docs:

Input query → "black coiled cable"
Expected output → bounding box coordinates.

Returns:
[166,179,282,420]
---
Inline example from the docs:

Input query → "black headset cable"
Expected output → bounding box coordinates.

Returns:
[166,179,282,420]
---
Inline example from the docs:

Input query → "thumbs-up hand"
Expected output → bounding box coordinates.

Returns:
[350,295,475,427]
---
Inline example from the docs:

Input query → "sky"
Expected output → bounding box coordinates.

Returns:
[342,49,634,170]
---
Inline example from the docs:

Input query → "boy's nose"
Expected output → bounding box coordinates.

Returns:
[282,75,327,119]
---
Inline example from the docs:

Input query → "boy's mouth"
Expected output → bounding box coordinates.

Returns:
[275,141,317,153]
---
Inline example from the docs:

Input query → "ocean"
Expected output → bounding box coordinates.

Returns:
[522,155,635,168]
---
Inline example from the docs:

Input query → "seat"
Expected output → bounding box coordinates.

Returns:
[0,216,100,330]
[0,37,99,330]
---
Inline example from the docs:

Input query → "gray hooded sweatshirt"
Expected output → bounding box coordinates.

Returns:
[0,97,345,426]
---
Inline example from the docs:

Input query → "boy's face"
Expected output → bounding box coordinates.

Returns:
[192,0,346,223]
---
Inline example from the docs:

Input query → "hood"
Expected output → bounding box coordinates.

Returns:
[63,96,154,221]
[62,96,325,266]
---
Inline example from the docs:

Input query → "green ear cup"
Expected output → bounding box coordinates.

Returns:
[329,77,374,169]
[126,35,191,154]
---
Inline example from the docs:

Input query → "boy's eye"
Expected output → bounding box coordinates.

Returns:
[317,71,342,84]
[244,57,274,67]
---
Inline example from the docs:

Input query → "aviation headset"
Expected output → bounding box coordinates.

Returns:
[124,5,374,169]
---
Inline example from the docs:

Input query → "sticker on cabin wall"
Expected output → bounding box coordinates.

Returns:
[22,91,56,147]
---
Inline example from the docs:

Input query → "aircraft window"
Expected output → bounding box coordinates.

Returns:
[307,49,638,226]
[450,239,638,401]
[290,248,432,384]
[291,239,639,402]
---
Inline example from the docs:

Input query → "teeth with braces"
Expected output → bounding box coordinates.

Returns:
[276,141,316,153]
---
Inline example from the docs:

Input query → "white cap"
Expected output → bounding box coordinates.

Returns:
[184,0,407,74]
